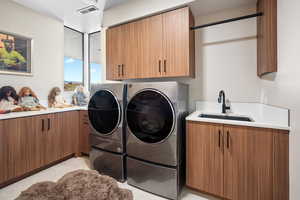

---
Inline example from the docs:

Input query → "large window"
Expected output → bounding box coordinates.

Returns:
[89,31,102,87]
[64,27,84,91]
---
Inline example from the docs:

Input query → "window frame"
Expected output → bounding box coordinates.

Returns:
[64,26,85,92]
[88,31,101,90]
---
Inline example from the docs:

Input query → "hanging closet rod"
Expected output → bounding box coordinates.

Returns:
[191,12,263,30]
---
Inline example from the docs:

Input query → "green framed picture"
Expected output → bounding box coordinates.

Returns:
[0,31,32,76]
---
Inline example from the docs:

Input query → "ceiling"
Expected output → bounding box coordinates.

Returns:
[13,0,257,33]
[189,0,257,16]
[104,0,127,10]
[13,0,129,33]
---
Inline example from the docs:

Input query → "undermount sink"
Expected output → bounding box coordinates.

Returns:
[198,114,254,122]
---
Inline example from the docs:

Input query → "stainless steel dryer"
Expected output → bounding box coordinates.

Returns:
[88,83,127,182]
[126,82,188,200]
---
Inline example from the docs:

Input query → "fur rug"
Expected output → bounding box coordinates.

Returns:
[15,170,133,200]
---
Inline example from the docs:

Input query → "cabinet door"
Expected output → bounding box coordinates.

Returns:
[137,15,163,78]
[34,116,46,168]
[162,7,192,77]
[3,118,22,179]
[106,26,123,80]
[0,120,8,183]
[43,114,62,164]
[122,22,138,79]
[223,126,273,200]
[2,118,33,179]
[80,111,90,154]
[61,111,79,157]
[257,0,277,76]
[186,122,224,197]
[19,117,41,173]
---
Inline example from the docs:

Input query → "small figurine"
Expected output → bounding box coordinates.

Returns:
[72,85,89,106]
[0,86,23,113]
[18,87,46,111]
[48,87,72,108]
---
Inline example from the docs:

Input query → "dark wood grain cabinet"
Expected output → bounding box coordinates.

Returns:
[106,7,195,80]
[257,0,277,76]
[61,111,79,157]
[187,121,289,200]
[186,122,224,197]
[0,111,83,187]
[79,111,91,155]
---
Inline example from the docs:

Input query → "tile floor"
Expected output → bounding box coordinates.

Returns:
[0,157,219,200]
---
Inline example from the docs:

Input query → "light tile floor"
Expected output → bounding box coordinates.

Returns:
[0,157,219,200]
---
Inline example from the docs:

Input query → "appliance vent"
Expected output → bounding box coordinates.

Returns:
[78,5,99,14]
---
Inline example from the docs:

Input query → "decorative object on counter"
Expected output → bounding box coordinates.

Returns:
[15,170,133,200]
[72,85,89,106]
[48,87,72,108]
[18,87,46,111]
[0,31,32,76]
[0,86,23,113]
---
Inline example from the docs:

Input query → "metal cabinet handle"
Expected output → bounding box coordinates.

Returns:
[218,130,221,148]
[118,65,121,76]
[159,60,161,73]
[122,64,124,76]
[41,119,44,132]
[163,60,167,73]
[227,131,230,149]
[48,118,50,131]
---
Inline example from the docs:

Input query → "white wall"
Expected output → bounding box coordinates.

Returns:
[0,0,64,102]
[102,0,194,27]
[180,5,261,111]
[261,0,300,199]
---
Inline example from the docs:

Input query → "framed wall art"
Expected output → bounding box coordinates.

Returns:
[0,31,32,76]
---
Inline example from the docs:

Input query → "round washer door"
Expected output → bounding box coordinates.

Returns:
[88,90,121,135]
[126,89,175,144]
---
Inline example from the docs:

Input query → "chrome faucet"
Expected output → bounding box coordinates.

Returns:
[218,90,230,114]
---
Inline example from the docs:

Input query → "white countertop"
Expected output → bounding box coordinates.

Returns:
[0,106,87,120]
[186,101,290,131]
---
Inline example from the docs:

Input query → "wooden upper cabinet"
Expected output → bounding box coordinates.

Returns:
[137,15,164,78]
[106,6,195,80]
[257,0,277,76]
[223,125,274,200]
[186,122,224,197]
[106,26,123,80]
[162,7,195,78]
[122,21,138,79]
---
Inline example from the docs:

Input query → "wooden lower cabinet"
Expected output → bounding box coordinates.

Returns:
[186,122,224,197]
[42,114,63,165]
[223,126,274,200]
[79,111,90,154]
[0,111,82,187]
[0,117,41,183]
[186,121,289,200]
[61,111,79,157]
[0,120,6,183]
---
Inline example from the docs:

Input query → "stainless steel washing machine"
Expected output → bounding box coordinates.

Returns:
[88,83,127,182]
[126,82,188,199]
